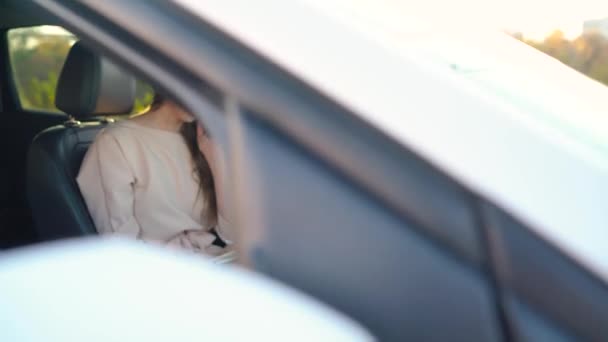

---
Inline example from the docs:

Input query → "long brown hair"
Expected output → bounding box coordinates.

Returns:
[154,93,218,226]
[180,121,218,226]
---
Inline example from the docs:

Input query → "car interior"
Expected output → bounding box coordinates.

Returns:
[27,39,138,241]
[0,1,150,247]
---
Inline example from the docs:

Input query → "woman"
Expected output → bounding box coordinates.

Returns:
[77,94,232,256]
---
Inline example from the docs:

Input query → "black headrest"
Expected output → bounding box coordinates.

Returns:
[55,42,135,118]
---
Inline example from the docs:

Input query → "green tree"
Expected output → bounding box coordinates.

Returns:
[572,33,608,84]
[8,27,75,111]
[515,30,608,87]
[131,80,154,114]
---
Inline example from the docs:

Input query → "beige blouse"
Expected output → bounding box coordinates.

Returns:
[77,120,231,256]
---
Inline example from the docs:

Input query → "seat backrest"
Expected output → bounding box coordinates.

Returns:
[27,41,135,241]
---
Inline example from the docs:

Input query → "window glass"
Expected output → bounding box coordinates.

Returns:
[8,26,76,113]
[132,81,155,114]
[8,26,153,114]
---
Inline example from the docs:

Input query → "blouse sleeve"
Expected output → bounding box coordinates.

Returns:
[215,214,234,245]
[78,130,224,256]
[77,132,142,237]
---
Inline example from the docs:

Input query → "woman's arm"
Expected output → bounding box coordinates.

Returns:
[196,125,234,244]
[78,133,143,237]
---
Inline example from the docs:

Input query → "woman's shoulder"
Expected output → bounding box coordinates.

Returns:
[88,120,143,155]
[97,120,141,143]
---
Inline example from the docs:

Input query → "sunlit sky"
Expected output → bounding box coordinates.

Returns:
[428,0,608,39]
[390,0,608,40]
[478,0,608,39]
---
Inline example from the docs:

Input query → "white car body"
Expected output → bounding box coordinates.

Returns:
[175,0,608,282]
[0,239,372,341]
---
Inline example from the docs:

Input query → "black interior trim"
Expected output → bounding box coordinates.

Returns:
[0,0,62,29]
[0,29,6,112]
[0,28,18,111]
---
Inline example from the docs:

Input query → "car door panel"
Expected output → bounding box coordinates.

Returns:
[482,204,608,341]
[237,114,503,342]
[504,295,576,342]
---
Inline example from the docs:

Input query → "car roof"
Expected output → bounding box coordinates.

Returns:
[175,0,608,281]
